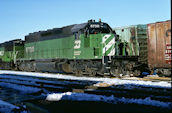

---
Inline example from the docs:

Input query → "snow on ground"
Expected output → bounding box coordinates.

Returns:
[46,92,172,109]
[0,82,41,94]
[0,100,19,113]
[0,73,91,86]
[0,70,171,89]
[0,100,27,113]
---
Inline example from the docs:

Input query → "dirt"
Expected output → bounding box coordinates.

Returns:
[121,76,171,82]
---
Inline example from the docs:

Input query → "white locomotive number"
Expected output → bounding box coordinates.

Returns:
[90,24,100,28]
[26,46,34,53]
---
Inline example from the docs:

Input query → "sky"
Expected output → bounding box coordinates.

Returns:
[0,0,171,43]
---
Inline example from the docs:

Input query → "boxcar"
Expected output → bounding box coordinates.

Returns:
[147,20,171,75]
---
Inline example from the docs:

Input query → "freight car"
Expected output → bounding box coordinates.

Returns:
[113,24,148,63]
[113,24,149,74]
[147,20,171,76]
[113,20,171,76]
[13,19,140,76]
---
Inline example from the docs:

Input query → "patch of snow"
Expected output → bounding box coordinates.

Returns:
[0,70,171,89]
[46,92,172,109]
[0,74,91,86]
[93,79,171,89]
[46,92,116,103]
[0,78,38,87]
[0,82,41,94]
[0,100,19,113]
[96,79,171,88]
[118,97,171,108]
[147,75,159,77]
[46,92,72,101]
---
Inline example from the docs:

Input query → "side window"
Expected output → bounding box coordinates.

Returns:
[75,33,77,40]
[84,28,89,38]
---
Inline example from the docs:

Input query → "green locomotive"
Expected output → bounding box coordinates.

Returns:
[0,20,144,76]
[113,24,148,63]
[0,39,24,69]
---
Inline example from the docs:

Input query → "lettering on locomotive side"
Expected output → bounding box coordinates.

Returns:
[74,51,81,56]
[25,46,34,53]
[0,51,4,56]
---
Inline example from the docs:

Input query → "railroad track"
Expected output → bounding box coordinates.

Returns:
[0,73,171,103]
[121,76,171,83]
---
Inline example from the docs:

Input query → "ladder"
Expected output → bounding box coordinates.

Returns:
[102,56,112,75]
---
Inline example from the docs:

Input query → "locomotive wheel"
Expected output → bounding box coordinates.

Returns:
[86,67,96,77]
[62,63,72,73]
[133,70,141,76]
[75,70,83,76]
[110,67,123,77]
[89,70,97,77]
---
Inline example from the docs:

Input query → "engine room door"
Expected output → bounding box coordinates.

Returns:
[74,32,81,58]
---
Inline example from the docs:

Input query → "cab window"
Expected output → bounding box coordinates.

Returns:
[74,31,81,40]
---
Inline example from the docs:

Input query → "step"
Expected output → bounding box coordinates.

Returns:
[105,67,111,69]
[104,73,110,75]
[108,61,112,63]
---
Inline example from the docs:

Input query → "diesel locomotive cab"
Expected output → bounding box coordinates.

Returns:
[86,20,113,35]
[71,20,113,35]
[70,20,117,75]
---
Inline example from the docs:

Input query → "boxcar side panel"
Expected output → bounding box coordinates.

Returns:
[164,21,171,65]
[156,22,166,66]
[148,20,171,68]
[148,24,157,68]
